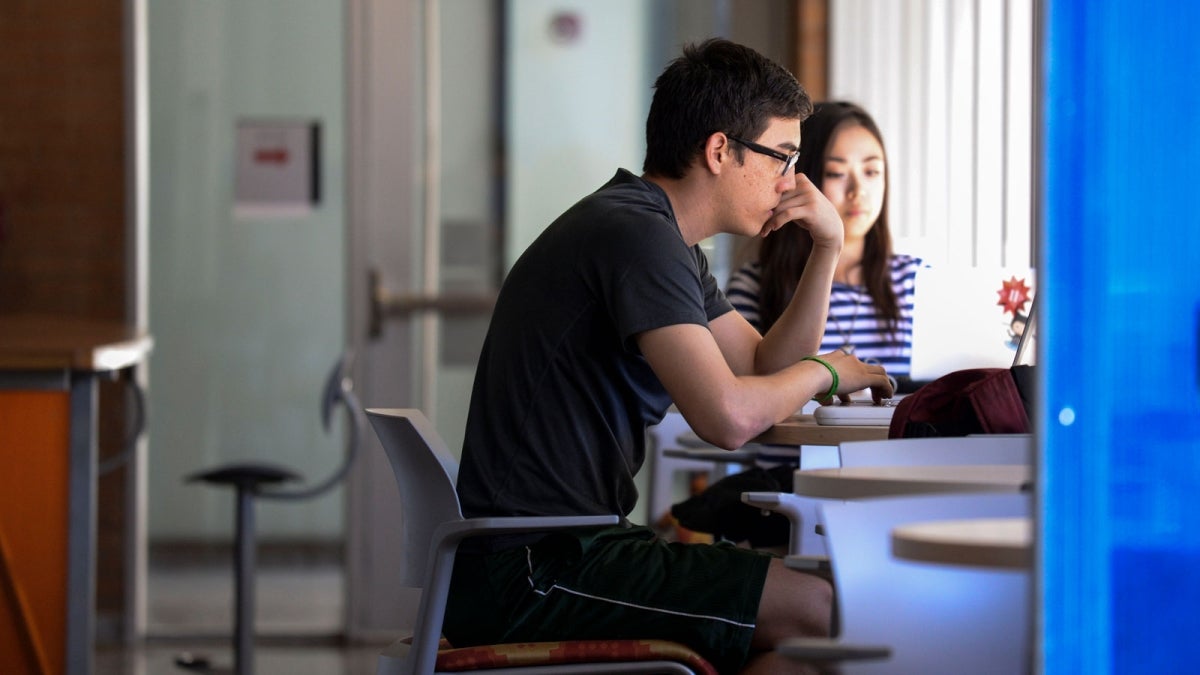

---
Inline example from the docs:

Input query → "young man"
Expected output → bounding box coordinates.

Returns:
[446,39,893,674]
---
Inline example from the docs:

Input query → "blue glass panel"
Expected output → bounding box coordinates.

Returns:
[1042,1,1200,672]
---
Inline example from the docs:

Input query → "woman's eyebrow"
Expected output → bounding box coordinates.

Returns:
[825,154,883,163]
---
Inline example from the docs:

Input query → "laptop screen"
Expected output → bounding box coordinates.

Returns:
[1011,295,1037,368]
[908,267,1037,381]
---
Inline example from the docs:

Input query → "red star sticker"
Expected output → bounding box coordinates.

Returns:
[996,276,1032,315]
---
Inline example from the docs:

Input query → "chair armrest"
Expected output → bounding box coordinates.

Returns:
[777,637,891,662]
[742,492,821,557]
[741,491,784,509]
[663,448,759,464]
[375,636,410,675]
[436,514,620,545]
[783,554,831,573]
[742,491,811,520]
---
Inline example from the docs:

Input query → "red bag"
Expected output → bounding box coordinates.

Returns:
[888,367,1032,438]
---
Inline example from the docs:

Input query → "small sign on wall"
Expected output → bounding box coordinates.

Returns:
[234,119,320,216]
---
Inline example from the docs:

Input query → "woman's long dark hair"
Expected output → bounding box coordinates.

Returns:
[756,101,900,336]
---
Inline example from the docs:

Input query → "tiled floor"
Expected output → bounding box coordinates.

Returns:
[94,640,380,675]
[146,562,343,635]
[95,559,386,675]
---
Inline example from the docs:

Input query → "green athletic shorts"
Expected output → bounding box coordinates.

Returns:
[443,525,773,674]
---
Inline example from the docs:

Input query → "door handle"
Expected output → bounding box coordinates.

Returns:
[368,267,497,338]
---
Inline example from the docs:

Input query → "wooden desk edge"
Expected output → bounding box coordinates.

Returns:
[752,414,891,445]
[891,518,1032,569]
[791,466,1030,500]
[0,315,154,371]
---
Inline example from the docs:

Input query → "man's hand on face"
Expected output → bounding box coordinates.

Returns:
[761,173,843,251]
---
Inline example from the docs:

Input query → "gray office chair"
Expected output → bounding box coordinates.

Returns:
[365,408,716,675]
[180,351,365,675]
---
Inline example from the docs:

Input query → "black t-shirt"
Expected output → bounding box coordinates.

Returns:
[457,169,732,522]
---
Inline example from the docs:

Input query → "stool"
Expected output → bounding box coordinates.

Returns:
[179,352,364,675]
[184,464,301,675]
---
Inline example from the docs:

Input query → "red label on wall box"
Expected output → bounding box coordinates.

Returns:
[254,148,290,165]
[235,119,319,209]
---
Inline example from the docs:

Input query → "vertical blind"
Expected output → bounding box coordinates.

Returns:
[828,0,1034,268]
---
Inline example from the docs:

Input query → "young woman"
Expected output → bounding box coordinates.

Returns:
[727,100,924,381]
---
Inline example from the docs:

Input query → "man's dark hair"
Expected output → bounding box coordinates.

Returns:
[643,38,812,179]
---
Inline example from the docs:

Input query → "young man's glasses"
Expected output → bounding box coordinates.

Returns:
[728,136,800,176]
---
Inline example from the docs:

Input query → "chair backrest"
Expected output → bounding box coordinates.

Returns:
[837,434,1031,468]
[365,408,464,587]
[820,492,1031,674]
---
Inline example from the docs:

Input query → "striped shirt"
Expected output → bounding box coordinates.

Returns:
[725,255,925,377]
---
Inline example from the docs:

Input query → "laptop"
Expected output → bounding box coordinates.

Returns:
[813,267,1037,427]
[812,397,904,426]
[908,266,1037,381]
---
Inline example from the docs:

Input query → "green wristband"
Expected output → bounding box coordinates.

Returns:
[801,355,838,401]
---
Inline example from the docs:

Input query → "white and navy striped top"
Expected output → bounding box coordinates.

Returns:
[726,254,925,377]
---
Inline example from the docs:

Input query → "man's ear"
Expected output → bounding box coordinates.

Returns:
[702,132,732,175]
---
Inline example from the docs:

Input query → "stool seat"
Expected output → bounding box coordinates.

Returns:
[187,463,302,490]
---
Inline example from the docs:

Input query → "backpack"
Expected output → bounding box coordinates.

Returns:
[888,366,1034,438]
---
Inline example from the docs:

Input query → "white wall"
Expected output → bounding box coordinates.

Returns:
[504,1,655,268]
[147,0,346,540]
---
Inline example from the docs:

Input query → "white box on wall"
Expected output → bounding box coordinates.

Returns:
[234,118,320,216]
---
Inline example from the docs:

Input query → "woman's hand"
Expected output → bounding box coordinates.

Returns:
[762,173,843,251]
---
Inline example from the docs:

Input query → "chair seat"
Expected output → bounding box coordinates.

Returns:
[435,639,717,674]
[186,462,303,489]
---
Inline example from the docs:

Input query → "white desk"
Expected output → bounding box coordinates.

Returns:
[892,516,1032,569]
[792,464,1031,500]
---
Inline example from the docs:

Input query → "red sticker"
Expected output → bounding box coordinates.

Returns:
[996,276,1032,315]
